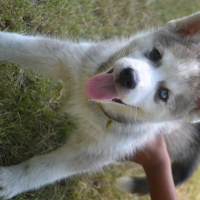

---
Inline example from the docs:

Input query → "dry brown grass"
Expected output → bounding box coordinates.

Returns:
[1,0,200,199]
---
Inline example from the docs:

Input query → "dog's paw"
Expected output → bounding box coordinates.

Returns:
[0,167,20,199]
[116,176,149,195]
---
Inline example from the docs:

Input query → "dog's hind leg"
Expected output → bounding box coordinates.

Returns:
[116,155,200,195]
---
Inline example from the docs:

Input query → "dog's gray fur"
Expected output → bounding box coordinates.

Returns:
[1,12,200,199]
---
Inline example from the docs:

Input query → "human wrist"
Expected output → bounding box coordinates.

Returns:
[143,153,171,172]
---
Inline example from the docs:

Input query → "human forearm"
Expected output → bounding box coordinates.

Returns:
[143,154,177,200]
[130,135,178,200]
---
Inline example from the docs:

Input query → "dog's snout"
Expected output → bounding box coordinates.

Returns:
[118,67,137,89]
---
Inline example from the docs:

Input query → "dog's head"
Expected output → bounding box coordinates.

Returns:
[86,12,200,123]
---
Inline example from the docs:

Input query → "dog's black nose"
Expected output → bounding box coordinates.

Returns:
[118,68,137,89]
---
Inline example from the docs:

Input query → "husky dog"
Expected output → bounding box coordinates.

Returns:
[1,12,200,199]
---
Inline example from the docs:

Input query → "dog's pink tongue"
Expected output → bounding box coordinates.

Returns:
[86,74,119,100]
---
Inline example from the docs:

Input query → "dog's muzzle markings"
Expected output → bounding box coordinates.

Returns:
[87,67,138,128]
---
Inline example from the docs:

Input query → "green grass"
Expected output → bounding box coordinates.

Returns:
[1,0,200,199]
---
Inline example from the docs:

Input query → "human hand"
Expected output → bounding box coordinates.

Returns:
[129,135,170,168]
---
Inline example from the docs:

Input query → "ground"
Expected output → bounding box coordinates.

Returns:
[0,0,200,199]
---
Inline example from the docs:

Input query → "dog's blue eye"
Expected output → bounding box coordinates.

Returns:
[150,49,162,61]
[158,88,169,101]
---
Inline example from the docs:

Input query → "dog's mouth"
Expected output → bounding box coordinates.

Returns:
[112,98,125,105]
[107,69,125,105]
[85,68,126,105]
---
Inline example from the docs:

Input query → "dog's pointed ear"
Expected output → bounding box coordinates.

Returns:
[164,12,200,37]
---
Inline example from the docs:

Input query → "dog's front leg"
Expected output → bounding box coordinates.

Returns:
[0,135,111,199]
[0,32,92,81]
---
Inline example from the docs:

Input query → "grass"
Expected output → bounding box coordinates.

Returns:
[0,0,200,199]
